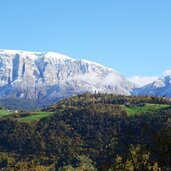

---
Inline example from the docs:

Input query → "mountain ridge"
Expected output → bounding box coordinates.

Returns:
[0,49,134,107]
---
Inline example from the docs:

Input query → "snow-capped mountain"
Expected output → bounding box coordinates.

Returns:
[132,75,171,97]
[0,49,134,107]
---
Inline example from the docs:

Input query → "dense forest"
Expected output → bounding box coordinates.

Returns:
[0,93,171,170]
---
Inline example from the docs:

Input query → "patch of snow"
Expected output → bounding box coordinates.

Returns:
[153,78,165,88]
[44,52,73,60]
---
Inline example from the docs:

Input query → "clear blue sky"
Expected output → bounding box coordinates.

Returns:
[0,0,171,77]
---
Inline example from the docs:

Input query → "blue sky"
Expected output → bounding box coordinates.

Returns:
[0,0,171,77]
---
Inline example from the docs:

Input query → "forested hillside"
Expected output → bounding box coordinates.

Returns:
[0,94,171,170]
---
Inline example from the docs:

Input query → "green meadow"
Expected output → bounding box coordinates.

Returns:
[122,103,170,115]
[0,109,54,122]
[0,109,12,117]
[19,112,54,122]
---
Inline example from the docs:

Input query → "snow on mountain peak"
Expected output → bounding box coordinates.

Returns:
[44,52,73,60]
[128,75,159,87]
[132,73,171,98]
[0,49,134,107]
[153,78,165,88]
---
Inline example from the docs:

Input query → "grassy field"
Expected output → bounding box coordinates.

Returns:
[0,109,13,117]
[0,109,54,122]
[19,112,54,122]
[122,103,170,115]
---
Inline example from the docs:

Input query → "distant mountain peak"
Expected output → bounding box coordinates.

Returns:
[132,74,171,97]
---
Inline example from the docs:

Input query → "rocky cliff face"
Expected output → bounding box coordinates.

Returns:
[0,49,134,106]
